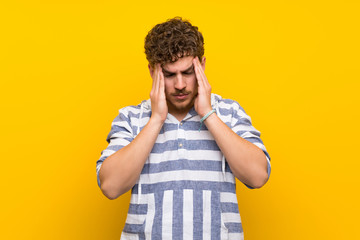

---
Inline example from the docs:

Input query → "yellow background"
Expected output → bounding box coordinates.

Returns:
[1,1,359,239]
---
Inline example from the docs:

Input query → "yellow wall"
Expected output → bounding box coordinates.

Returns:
[1,1,359,239]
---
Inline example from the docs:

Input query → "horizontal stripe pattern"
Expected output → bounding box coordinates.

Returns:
[224,222,243,233]
[141,159,232,174]
[221,202,240,213]
[97,93,270,239]
[139,170,235,186]
[128,204,147,215]
[150,139,221,153]
[146,149,224,164]
[132,180,236,194]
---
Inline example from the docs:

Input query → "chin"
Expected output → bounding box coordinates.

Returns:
[174,103,190,110]
[169,100,192,112]
[167,94,196,112]
[178,99,195,110]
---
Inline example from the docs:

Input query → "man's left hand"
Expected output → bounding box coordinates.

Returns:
[193,56,213,118]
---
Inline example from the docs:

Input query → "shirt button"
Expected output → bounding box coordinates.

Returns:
[180,122,183,126]
[179,143,183,147]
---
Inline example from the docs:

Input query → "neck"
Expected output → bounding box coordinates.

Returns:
[167,101,195,122]
[168,107,192,122]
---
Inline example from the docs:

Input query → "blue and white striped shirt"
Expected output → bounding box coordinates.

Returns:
[96,93,271,240]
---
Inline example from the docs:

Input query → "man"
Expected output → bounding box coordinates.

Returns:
[96,17,271,240]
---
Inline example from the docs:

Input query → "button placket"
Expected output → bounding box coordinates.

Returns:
[178,122,186,157]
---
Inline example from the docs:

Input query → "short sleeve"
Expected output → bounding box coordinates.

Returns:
[96,108,134,189]
[230,101,271,189]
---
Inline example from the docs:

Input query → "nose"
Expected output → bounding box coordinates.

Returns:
[174,74,186,90]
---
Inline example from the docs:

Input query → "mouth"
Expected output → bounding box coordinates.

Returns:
[173,93,189,100]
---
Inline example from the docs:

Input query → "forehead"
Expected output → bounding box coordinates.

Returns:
[162,56,195,72]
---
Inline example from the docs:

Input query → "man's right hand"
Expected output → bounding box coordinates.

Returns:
[150,64,168,124]
[100,64,168,199]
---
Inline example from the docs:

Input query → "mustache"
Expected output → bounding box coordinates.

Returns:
[172,90,192,95]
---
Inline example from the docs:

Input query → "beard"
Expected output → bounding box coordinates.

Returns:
[166,90,197,113]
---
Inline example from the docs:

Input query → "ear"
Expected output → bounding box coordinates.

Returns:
[200,56,206,71]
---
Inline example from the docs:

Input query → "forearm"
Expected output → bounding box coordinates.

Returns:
[204,113,268,188]
[99,117,163,199]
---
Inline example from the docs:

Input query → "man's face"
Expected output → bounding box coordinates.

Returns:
[160,55,205,115]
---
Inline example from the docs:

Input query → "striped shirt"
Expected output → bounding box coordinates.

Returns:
[96,93,271,240]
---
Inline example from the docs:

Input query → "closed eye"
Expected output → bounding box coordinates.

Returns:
[183,71,194,75]
[164,74,175,78]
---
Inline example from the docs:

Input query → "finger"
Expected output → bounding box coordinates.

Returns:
[159,67,165,94]
[194,58,205,91]
[195,57,210,89]
[193,57,202,80]
[195,57,208,84]
[154,64,160,93]
[151,64,158,90]
[193,57,204,81]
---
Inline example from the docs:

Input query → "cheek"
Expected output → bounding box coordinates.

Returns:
[188,77,198,90]
[164,81,173,94]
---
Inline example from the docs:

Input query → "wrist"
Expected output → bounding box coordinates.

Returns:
[201,109,216,121]
[199,107,214,118]
[149,115,166,126]
[198,109,216,131]
[202,111,220,132]
[203,110,217,123]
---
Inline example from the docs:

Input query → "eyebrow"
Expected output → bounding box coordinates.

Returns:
[162,65,194,75]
